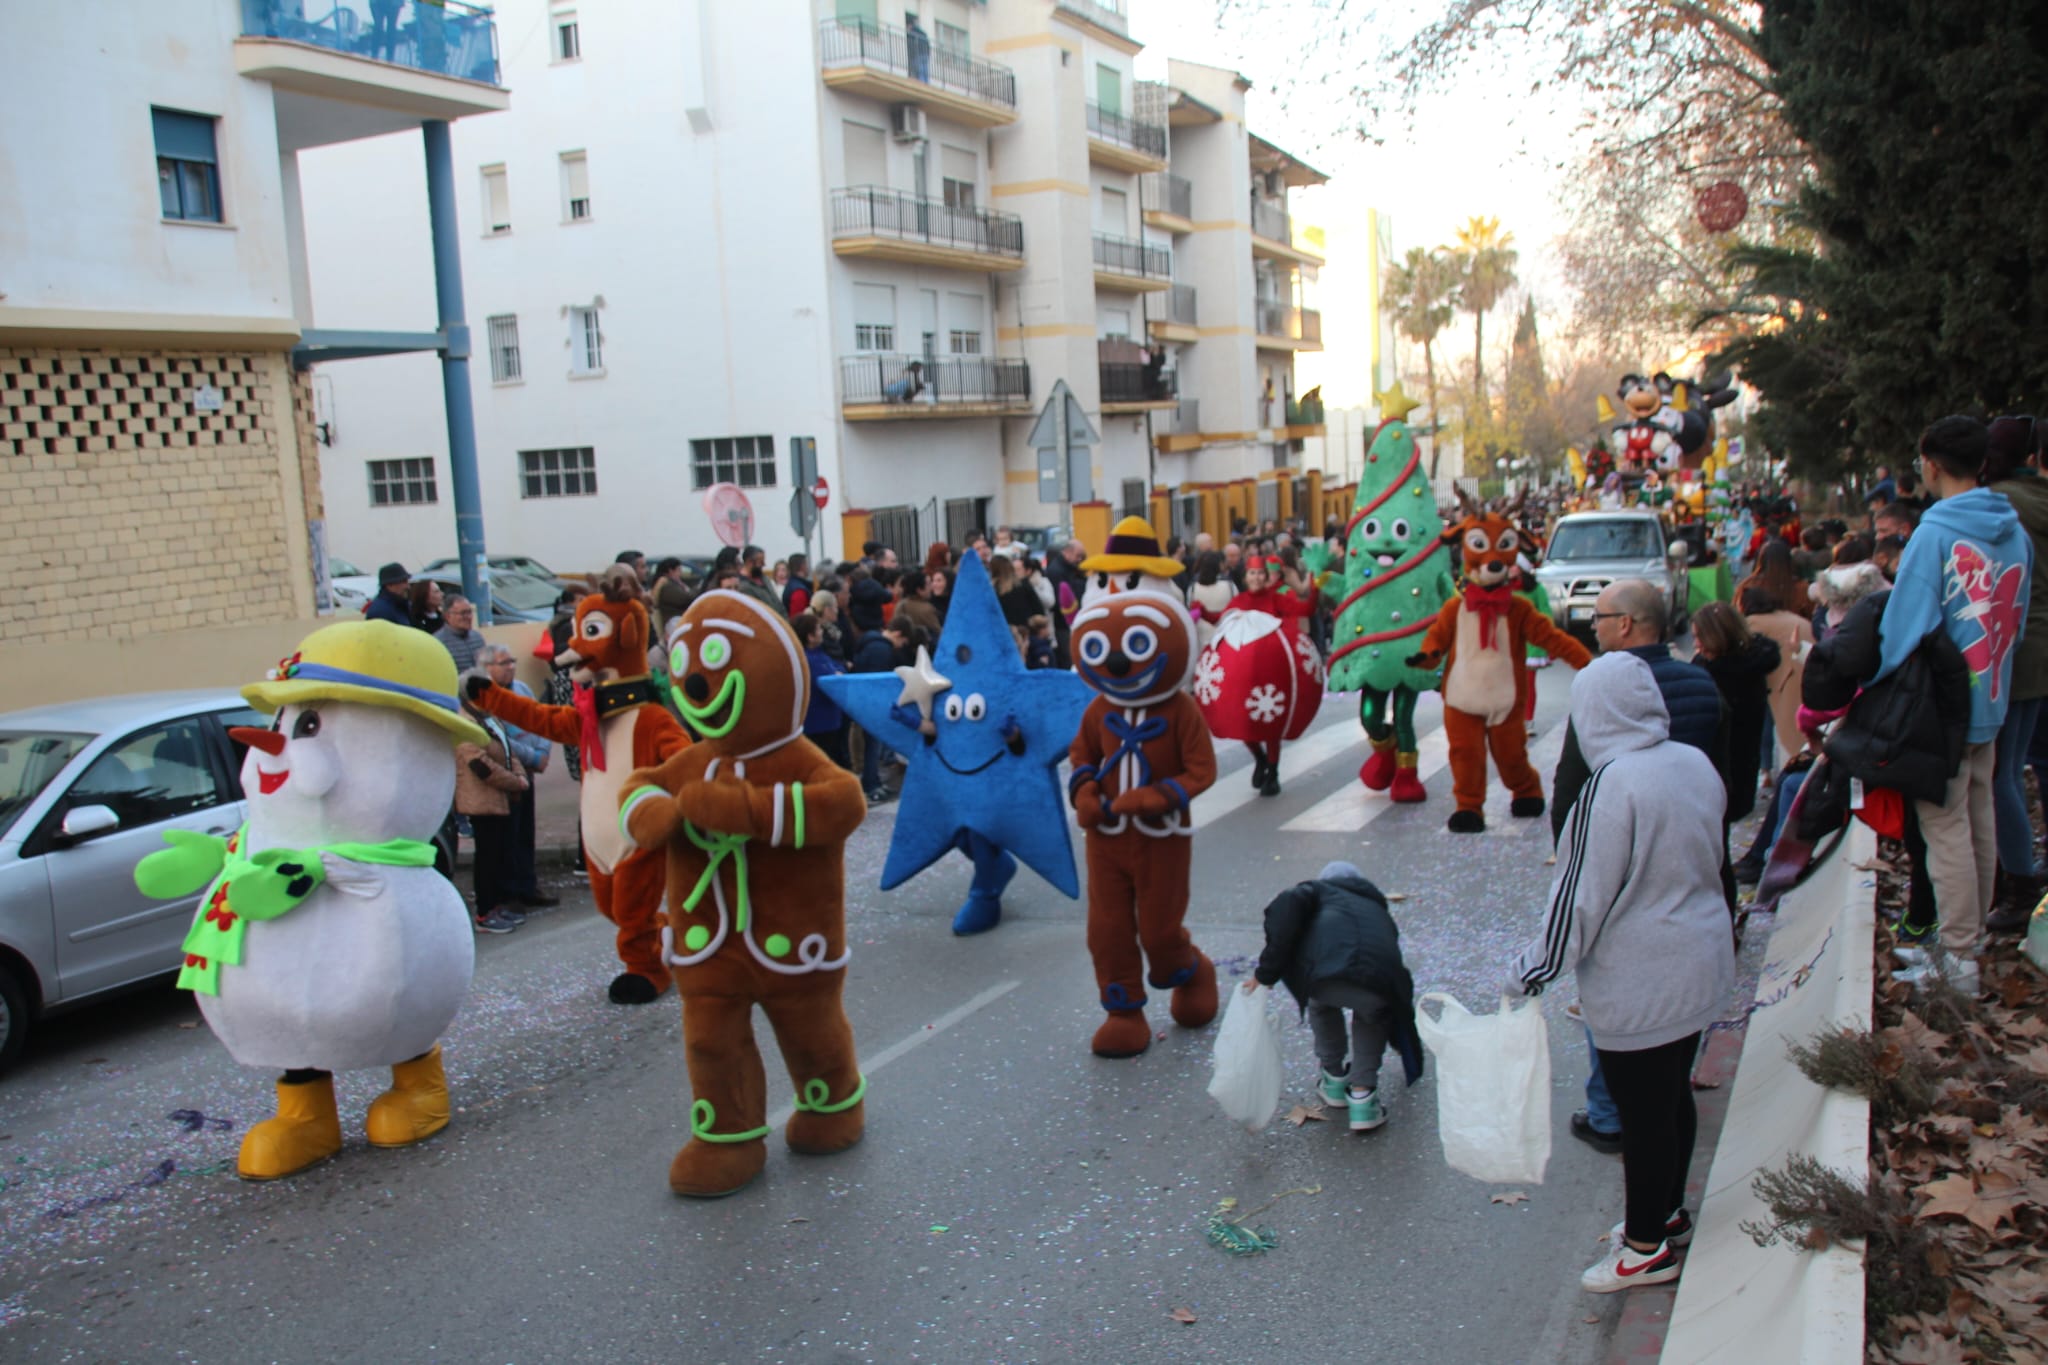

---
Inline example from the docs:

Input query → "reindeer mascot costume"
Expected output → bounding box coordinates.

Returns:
[1407,514,1592,833]
[466,567,686,1003]
[620,589,868,1197]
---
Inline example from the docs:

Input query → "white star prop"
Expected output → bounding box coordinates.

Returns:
[893,645,952,722]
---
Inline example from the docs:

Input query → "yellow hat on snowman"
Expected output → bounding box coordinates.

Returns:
[241,620,489,747]
[1079,516,1182,578]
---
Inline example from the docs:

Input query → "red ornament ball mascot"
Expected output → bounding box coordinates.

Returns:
[1406,515,1592,834]
[1068,591,1219,1057]
[1194,555,1324,798]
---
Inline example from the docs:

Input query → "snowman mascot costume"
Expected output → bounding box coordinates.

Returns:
[134,621,484,1180]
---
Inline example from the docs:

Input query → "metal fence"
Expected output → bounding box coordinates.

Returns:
[817,18,1018,109]
[1093,232,1172,279]
[840,354,1030,406]
[1100,363,1175,404]
[830,187,1024,259]
[1256,303,1320,343]
[1143,171,1192,220]
[240,0,500,83]
[1251,197,1291,244]
[1085,102,1167,159]
[1163,283,1197,325]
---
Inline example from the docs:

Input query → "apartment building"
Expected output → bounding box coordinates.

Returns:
[0,0,507,700]
[299,0,1332,573]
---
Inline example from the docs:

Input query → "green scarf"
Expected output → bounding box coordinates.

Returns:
[134,825,436,995]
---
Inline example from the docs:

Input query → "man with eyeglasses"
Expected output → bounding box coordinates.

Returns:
[1883,417,2033,992]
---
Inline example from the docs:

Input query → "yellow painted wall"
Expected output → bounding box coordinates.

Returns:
[1072,501,1114,555]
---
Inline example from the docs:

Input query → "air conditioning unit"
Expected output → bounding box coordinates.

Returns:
[891,103,927,142]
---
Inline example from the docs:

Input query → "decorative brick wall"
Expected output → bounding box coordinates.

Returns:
[0,348,305,644]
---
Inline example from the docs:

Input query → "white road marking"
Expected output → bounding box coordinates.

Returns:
[1281,706,1572,837]
[767,978,1022,1128]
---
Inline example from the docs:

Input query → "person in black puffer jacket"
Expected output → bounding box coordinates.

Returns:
[1250,860,1423,1132]
[1690,601,1780,824]
[1798,588,1969,936]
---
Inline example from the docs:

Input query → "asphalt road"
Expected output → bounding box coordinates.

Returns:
[0,666,1733,1364]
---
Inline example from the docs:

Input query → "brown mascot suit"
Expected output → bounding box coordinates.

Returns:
[620,589,868,1197]
[1407,514,1592,833]
[468,567,686,1003]
[1068,592,1220,1058]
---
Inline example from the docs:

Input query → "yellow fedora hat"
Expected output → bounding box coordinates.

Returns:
[241,620,489,748]
[1079,516,1182,578]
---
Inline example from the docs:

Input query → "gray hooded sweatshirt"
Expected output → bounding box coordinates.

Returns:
[1512,652,1736,1051]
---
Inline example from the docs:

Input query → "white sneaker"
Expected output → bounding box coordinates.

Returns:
[1892,945,1932,966]
[1581,1238,1681,1293]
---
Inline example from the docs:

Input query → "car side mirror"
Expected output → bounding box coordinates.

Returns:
[57,804,120,844]
[1668,540,1693,564]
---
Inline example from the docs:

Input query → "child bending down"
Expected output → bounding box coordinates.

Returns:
[1248,859,1423,1131]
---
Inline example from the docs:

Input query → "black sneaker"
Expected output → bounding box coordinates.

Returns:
[1732,856,1764,887]
[1570,1109,1624,1154]
[473,911,514,935]
[866,787,896,807]
[494,905,527,926]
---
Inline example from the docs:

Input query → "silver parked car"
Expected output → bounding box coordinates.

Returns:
[0,691,455,1072]
[1533,509,1694,645]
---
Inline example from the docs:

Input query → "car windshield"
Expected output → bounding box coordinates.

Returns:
[491,574,561,613]
[0,730,92,839]
[330,556,365,578]
[1547,520,1663,562]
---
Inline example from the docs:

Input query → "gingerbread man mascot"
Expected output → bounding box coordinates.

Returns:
[466,567,686,1004]
[1407,514,1592,833]
[1068,589,1219,1058]
[619,589,868,1197]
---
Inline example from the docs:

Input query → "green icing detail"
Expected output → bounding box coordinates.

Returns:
[793,1073,867,1114]
[680,822,752,929]
[618,784,668,841]
[683,924,711,952]
[764,933,792,958]
[678,668,747,738]
[690,1098,770,1144]
[790,782,805,849]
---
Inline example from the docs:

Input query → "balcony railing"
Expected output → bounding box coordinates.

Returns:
[1286,395,1325,425]
[1163,283,1197,326]
[841,353,1030,407]
[830,187,1024,260]
[1085,103,1167,160]
[1257,303,1321,344]
[1057,0,1128,33]
[238,0,501,84]
[1251,197,1291,244]
[1101,363,1176,405]
[1143,171,1192,220]
[1093,232,1172,280]
[818,18,1018,110]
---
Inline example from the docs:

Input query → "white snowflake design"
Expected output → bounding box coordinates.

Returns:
[1245,684,1285,724]
[1193,649,1225,705]
[1293,629,1326,683]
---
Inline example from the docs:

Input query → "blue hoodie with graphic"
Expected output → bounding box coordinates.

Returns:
[1869,486,2032,744]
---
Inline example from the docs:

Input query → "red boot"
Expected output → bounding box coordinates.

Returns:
[1389,752,1426,803]
[1359,736,1396,791]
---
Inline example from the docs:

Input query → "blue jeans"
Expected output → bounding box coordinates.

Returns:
[1992,696,2042,876]
[1584,1025,1620,1132]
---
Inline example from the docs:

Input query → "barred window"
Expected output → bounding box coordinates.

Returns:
[690,435,776,491]
[487,314,521,382]
[569,305,603,374]
[520,446,597,498]
[368,458,437,506]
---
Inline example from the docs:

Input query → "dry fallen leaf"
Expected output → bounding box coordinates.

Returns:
[1386,892,1408,902]
[1799,1227,1832,1251]
[1284,1105,1329,1127]
[1916,1171,2026,1235]
[1545,856,1558,866]
[176,1021,198,1030]
[1490,1191,1529,1207]
[1169,1307,1197,1324]
[1581,1315,1600,1324]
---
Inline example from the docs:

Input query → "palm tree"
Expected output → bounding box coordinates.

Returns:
[1381,246,1460,477]
[1449,216,1520,418]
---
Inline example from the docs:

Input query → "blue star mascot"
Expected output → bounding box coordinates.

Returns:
[818,553,1095,934]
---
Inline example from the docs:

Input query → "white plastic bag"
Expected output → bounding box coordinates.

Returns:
[1207,983,1283,1131]
[1414,992,1552,1184]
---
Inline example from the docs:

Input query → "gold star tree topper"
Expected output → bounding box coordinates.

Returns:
[1373,380,1423,426]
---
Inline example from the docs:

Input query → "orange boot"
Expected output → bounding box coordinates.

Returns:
[239,1074,343,1181]
[365,1045,452,1148]
[1168,951,1218,1029]
[1092,982,1153,1057]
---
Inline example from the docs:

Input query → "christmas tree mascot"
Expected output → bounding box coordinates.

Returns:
[1326,384,1458,800]
[132,621,485,1179]
[618,590,869,1197]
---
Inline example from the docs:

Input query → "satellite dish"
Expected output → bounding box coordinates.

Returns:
[703,483,755,549]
